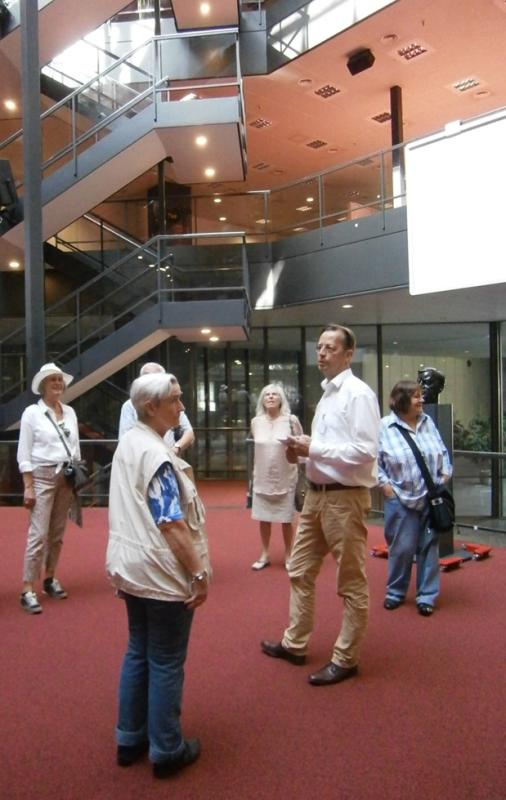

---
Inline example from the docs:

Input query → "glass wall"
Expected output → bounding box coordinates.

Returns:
[382,322,492,519]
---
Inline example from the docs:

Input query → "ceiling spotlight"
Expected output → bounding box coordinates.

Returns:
[4,99,17,112]
[8,259,20,269]
[213,197,222,204]
[219,216,227,222]
[209,335,220,342]
[181,92,198,101]
[201,328,211,334]
[195,136,207,148]
[306,196,314,202]
[200,2,211,15]
[204,167,216,178]
[342,303,353,309]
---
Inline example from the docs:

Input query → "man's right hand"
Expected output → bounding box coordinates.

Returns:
[382,484,395,499]
[23,487,35,509]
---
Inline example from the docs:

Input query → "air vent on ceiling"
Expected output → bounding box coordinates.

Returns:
[252,162,270,170]
[450,76,481,93]
[371,112,391,123]
[314,84,340,99]
[249,117,272,129]
[396,42,428,61]
[306,139,328,149]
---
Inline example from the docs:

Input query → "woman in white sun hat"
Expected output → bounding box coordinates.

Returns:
[17,363,81,614]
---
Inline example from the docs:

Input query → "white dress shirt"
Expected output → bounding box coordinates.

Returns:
[17,399,81,473]
[118,398,193,447]
[307,368,380,488]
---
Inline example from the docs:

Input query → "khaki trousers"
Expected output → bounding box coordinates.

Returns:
[282,486,371,668]
[22,466,74,583]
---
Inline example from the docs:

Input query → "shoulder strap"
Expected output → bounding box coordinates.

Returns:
[44,410,72,459]
[392,422,436,493]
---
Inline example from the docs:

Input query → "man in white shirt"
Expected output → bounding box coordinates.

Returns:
[118,363,195,456]
[261,325,380,686]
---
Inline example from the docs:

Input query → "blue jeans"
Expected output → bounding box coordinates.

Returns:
[383,496,440,606]
[116,593,194,764]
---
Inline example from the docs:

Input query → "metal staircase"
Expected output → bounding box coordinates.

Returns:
[0,232,250,429]
[0,28,246,249]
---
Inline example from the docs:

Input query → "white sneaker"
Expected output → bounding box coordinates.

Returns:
[20,591,42,614]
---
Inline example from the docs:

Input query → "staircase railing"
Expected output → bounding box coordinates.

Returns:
[0,28,243,195]
[0,232,249,402]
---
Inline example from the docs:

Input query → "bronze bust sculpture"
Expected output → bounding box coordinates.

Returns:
[417,367,445,404]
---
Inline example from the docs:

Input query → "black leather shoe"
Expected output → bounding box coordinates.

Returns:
[308,662,358,686]
[117,742,148,767]
[417,603,434,617]
[383,598,402,610]
[260,640,306,665]
[153,738,201,779]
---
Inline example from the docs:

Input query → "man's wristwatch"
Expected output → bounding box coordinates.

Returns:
[191,570,208,585]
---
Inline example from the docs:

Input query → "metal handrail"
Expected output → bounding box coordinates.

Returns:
[0,28,239,151]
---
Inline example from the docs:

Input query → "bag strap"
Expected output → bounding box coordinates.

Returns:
[44,410,72,460]
[392,422,437,493]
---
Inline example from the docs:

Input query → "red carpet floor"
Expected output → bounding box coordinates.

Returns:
[1,481,505,800]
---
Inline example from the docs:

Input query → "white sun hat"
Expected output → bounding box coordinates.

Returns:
[31,363,74,395]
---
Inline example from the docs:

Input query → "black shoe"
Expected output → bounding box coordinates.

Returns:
[417,603,434,617]
[260,640,306,665]
[153,738,201,779]
[383,598,402,610]
[308,662,358,686]
[117,742,148,767]
[42,578,68,599]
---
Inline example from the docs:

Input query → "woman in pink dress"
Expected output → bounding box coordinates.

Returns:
[250,384,303,570]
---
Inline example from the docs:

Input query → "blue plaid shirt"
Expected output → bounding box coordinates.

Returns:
[378,411,452,510]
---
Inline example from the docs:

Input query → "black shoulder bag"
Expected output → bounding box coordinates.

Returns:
[45,411,90,492]
[393,423,455,533]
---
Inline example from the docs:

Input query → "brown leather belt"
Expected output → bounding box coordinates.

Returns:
[307,480,359,492]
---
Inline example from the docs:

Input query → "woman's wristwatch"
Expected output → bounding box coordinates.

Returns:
[191,570,208,586]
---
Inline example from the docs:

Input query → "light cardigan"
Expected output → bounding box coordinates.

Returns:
[107,422,210,602]
[251,413,302,496]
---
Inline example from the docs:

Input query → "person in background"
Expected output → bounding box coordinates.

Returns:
[118,362,194,457]
[249,384,303,571]
[261,325,380,686]
[17,363,80,614]
[378,380,452,617]
[107,372,210,778]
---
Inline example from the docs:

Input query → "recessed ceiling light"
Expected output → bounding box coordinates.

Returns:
[255,218,269,224]
[195,135,207,146]
[4,99,17,112]
[137,255,143,260]
[306,196,314,202]
[380,33,398,44]
[200,2,211,15]
[181,92,198,102]
[204,167,216,178]
[296,205,311,212]
[298,78,313,86]
[209,336,219,342]
[213,197,222,203]
[201,328,211,334]
[8,259,20,269]
[219,216,227,222]
[342,303,353,309]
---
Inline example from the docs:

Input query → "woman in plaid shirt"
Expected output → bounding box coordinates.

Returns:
[378,380,452,617]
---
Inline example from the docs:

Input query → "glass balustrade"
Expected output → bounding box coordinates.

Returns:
[0,30,242,195]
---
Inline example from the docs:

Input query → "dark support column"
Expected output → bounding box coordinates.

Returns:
[376,324,383,415]
[21,2,45,383]
[490,322,503,519]
[390,85,405,202]
[153,0,161,35]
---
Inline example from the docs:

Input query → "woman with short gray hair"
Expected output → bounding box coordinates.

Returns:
[107,372,211,779]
